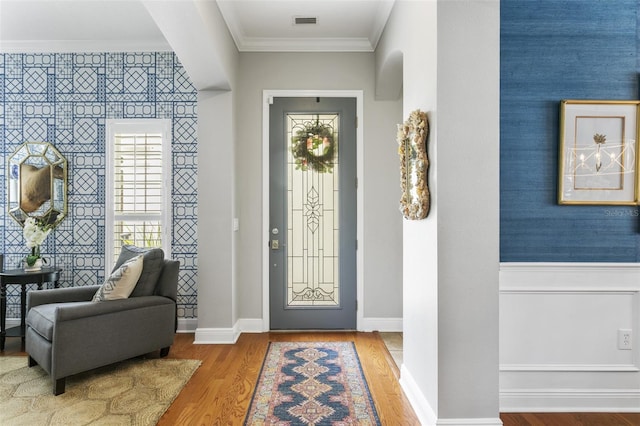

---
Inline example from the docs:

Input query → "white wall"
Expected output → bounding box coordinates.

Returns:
[436,0,500,420]
[377,1,501,424]
[197,90,236,331]
[376,1,439,420]
[236,52,403,325]
[148,0,242,340]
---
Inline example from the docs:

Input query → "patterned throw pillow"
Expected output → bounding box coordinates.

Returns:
[112,246,164,297]
[92,255,144,302]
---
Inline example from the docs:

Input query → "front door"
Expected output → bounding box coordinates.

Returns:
[269,97,357,329]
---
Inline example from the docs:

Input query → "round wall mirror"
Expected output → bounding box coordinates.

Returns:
[7,142,68,227]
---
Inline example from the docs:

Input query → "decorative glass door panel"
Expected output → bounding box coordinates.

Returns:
[287,114,340,307]
[269,97,356,330]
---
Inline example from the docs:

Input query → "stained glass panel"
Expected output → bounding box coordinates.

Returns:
[287,113,340,307]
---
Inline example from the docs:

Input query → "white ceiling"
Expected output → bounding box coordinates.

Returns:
[216,0,394,51]
[0,1,170,52]
[0,0,394,53]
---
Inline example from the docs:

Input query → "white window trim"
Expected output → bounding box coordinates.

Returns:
[105,119,172,272]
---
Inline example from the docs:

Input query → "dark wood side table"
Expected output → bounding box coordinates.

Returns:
[0,266,62,350]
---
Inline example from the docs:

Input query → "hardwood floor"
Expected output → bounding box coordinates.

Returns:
[2,333,639,425]
[500,413,640,426]
[157,331,418,425]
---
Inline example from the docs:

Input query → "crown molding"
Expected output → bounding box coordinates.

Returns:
[0,40,172,53]
[237,36,374,52]
[369,0,395,50]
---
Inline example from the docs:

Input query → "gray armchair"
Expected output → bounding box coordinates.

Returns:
[25,247,179,395]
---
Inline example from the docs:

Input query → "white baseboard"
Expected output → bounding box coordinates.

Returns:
[13,315,397,340]
[399,364,437,426]
[360,317,402,332]
[437,419,503,426]
[399,365,503,426]
[5,319,20,328]
[177,318,198,333]
[500,389,640,412]
[191,317,401,340]
[194,326,240,344]
[236,318,264,333]
[193,318,265,344]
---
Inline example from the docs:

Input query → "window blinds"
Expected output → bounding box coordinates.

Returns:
[113,132,163,251]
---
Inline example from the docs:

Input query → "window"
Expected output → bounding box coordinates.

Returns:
[106,120,172,267]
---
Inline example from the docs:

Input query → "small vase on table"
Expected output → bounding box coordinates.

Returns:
[23,216,52,272]
[25,245,43,272]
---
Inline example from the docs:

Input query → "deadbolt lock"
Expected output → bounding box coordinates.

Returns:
[271,239,279,250]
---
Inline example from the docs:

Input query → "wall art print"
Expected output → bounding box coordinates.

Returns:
[558,100,640,205]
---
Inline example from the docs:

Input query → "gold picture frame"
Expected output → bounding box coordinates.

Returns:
[558,100,640,205]
[7,141,68,227]
[398,109,430,219]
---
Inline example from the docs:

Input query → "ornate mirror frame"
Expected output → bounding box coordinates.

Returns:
[7,141,68,227]
[398,110,430,220]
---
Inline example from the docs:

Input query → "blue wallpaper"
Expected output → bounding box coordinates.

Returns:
[501,0,640,262]
[0,52,198,319]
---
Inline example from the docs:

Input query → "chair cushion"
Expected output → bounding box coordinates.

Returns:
[92,255,143,302]
[113,246,164,297]
[27,301,94,341]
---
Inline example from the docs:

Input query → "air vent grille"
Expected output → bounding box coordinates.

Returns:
[294,16,318,25]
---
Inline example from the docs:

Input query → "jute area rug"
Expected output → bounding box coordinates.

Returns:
[245,341,381,425]
[0,356,200,426]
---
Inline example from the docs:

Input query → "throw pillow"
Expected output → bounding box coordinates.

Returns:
[92,255,144,302]
[113,245,165,297]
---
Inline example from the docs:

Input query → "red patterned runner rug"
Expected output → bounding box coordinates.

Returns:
[244,341,381,425]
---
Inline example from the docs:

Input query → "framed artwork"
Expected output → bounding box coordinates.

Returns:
[558,100,640,205]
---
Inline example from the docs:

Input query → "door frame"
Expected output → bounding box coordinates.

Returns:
[261,89,364,331]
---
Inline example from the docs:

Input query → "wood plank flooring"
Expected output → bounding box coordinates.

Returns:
[500,412,640,426]
[2,332,638,425]
[157,331,418,425]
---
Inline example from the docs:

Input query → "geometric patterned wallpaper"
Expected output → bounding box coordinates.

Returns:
[0,52,198,319]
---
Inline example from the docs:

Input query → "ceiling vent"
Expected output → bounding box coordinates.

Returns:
[293,16,318,25]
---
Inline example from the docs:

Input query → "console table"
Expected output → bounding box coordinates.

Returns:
[0,266,62,350]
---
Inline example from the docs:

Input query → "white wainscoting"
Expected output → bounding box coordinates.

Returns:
[500,263,640,412]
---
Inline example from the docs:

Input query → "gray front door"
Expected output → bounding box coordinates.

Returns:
[269,97,357,329]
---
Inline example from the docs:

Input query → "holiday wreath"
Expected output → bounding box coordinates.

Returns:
[291,121,336,173]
